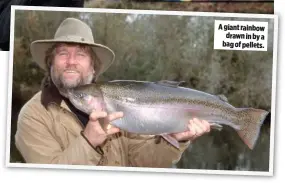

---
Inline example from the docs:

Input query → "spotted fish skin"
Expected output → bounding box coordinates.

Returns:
[67,80,269,150]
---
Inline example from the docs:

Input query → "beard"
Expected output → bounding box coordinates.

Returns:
[50,65,94,96]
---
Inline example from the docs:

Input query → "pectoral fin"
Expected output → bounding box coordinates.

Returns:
[160,134,180,149]
[210,123,223,131]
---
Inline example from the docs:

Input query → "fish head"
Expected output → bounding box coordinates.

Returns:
[67,84,105,115]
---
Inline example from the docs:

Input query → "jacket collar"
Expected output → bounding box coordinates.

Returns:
[40,75,85,135]
[40,75,63,109]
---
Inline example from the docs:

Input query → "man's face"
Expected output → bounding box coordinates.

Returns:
[50,43,95,90]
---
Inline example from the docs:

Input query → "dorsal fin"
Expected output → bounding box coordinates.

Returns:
[217,94,228,102]
[155,80,186,88]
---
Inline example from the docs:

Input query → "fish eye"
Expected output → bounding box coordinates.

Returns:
[76,93,86,98]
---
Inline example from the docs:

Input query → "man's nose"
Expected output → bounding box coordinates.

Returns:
[66,53,78,65]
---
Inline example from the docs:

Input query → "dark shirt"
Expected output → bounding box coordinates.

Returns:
[63,97,89,128]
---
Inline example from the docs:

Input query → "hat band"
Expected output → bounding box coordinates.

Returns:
[53,35,94,45]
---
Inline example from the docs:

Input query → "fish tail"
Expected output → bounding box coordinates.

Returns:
[236,108,269,150]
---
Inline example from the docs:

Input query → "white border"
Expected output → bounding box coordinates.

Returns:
[5,5,278,177]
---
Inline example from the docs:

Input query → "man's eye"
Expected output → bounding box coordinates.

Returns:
[77,52,86,57]
[59,51,68,56]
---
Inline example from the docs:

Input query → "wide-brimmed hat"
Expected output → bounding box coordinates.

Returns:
[30,17,115,76]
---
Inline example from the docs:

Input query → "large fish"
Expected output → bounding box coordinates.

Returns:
[67,80,269,150]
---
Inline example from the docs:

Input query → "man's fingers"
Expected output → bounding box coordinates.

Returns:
[202,120,211,132]
[106,112,124,122]
[177,120,196,140]
[175,120,198,141]
[106,126,120,135]
[193,118,210,133]
[89,111,107,121]
[171,118,211,142]
[187,120,197,136]
[103,111,124,129]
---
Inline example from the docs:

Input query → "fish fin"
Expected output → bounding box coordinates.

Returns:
[210,123,223,131]
[155,80,186,88]
[236,108,269,150]
[217,94,228,102]
[160,134,180,149]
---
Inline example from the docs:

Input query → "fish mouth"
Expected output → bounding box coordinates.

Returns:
[66,89,74,96]
[66,89,82,100]
[67,90,83,99]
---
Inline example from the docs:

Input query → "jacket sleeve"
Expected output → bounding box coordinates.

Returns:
[126,132,190,168]
[15,101,103,165]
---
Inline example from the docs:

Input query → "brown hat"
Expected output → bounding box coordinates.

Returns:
[30,17,115,76]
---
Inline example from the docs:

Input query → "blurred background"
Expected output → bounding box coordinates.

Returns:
[85,0,274,13]
[10,2,275,172]
[0,0,274,50]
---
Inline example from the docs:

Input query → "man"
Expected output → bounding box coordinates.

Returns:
[15,17,211,167]
[0,0,84,51]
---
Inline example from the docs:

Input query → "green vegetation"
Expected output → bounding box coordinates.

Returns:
[85,0,273,14]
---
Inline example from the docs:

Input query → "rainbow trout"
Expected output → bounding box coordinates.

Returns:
[67,80,269,150]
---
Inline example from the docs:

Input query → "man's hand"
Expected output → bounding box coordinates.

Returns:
[83,110,124,147]
[170,118,211,142]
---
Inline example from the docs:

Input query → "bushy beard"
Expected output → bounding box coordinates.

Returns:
[50,65,94,97]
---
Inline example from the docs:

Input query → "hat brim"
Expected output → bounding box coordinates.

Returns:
[30,39,115,76]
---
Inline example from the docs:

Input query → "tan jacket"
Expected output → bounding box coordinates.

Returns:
[15,78,190,167]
